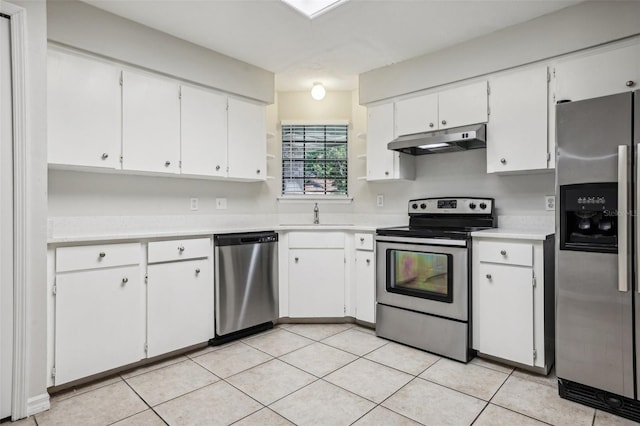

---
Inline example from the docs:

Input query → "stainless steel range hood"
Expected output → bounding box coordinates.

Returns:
[387,123,486,155]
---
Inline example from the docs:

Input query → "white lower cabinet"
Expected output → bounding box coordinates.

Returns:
[289,248,345,318]
[147,256,213,357]
[354,250,375,323]
[53,243,145,385]
[472,235,554,373]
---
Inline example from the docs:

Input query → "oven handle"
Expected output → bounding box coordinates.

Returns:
[375,235,467,247]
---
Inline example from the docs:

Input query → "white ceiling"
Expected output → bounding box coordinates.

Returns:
[82,0,580,92]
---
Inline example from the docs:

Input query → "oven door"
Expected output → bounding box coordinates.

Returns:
[376,235,469,322]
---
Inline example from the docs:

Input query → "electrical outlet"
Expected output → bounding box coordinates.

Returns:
[376,195,384,207]
[216,198,227,210]
[190,198,199,211]
[545,195,555,211]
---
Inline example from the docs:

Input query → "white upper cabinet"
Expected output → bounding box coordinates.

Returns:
[438,81,488,129]
[227,97,267,181]
[180,86,228,177]
[487,66,549,173]
[555,43,640,103]
[47,50,121,169]
[122,71,181,174]
[366,103,415,181]
[394,93,438,136]
[394,81,488,137]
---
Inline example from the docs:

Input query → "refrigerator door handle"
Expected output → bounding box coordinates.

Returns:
[618,145,629,293]
[637,145,640,294]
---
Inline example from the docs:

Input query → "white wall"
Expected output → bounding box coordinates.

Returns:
[47,0,274,103]
[360,1,640,103]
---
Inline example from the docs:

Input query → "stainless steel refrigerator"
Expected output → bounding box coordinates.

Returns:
[556,90,640,422]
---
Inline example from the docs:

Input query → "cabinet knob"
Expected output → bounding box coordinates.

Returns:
[429,122,434,128]
[500,158,506,164]
[360,237,365,243]
[294,257,299,263]
[385,171,389,176]
[441,120,447,125]
[500,250,507,256]
[366,258,371,265]
[165,161,171,167]
[626,80,635,87]
[256,169,261,174]
[122,277,129,284]
[486,274,492,280]
[101,153,109,160]
[216,165,221,171]
[98,252,106,259]
[178,246,185,253]
[195,268,201,275]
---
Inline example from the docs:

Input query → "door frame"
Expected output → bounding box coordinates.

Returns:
[0,2,30,420]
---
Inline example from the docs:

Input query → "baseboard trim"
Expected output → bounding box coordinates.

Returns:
[26,393,50,416]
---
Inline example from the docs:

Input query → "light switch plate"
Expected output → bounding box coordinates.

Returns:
[376,195,384,207]
[545,195,555,211]
[190,198,199,211]
[216,198,228,210]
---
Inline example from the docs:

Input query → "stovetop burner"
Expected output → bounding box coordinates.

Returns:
[377,197,497,238]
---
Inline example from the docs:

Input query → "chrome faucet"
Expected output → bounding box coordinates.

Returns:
[313,203,320,224]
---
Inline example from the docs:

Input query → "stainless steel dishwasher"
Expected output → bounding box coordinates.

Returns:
[213,231,278,342]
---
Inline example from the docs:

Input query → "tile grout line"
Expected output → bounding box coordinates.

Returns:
[118,379,170,426]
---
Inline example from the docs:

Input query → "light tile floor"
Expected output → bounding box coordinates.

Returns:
[7,323,638,426]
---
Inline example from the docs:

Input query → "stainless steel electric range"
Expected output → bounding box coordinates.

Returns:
[375,197,497,362]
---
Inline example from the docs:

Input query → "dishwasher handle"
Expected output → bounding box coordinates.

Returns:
[215,231,278,247]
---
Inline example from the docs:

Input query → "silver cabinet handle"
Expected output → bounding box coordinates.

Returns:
[98,252,106,258]
[441,120,447,125]
[101,153,109,160]
[122,277,128,284]
[294,257,299,263]
[178,246,185,253]
[216,165,220,171]
[366,258,371,265]
[500,158,506,164]
[486,274,492,280]
[195,268,200,275]
[618,145,629,292]
[500,250,507,256]
[626,80,635,87]
[165,161,171,167]
[429,122,434,128]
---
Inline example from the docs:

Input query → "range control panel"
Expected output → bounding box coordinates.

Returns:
[408,197,494,214]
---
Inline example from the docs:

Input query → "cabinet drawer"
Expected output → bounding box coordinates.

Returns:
[288,232,344,249]
[148,237,210,263]
[477,240,533,267]
[354,233,374,251]
[56,243,141,272]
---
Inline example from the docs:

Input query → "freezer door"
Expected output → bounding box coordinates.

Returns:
[635,90,640,400]
[556,92,634,398]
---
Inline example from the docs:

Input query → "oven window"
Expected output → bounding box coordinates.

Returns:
[387,249,453,303]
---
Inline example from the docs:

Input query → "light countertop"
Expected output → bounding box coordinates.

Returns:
[471,227,554,241]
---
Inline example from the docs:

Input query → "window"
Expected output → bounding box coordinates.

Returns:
[282,124,348,196]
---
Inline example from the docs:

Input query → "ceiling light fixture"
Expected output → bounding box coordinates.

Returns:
[311,82,326,100]
[281,0,348,19]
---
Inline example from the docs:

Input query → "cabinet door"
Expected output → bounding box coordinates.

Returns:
[147,258,214,357]
[289,249,345,318]
[438,81,488,129]
[366,103,397,180]
[395,93,438,136]
[47,50,121,169]
[355,251,375,323]
[475,263,534,366]
[555,43,640,103]
[54,266,145,385]
[181,86,228,177]
[487,67,549,173]
[227,98,266,180]
[122,71,180,174]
